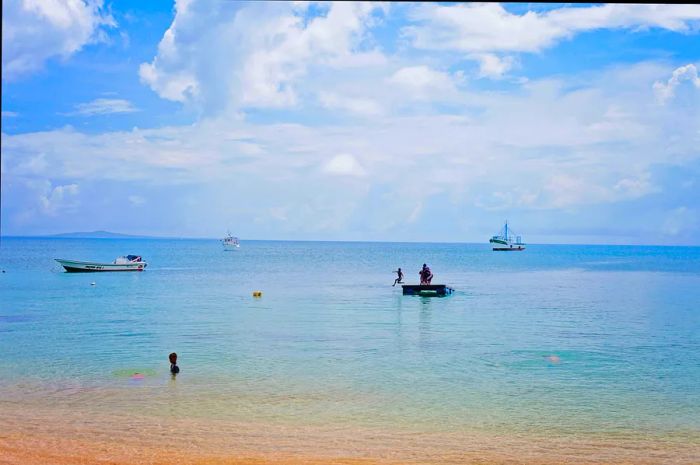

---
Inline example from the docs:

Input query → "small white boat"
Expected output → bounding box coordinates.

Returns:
[222,232,240,251]
[489,221,526,251]
[55,255,147,272]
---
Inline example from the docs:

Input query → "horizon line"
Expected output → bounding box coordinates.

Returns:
[0,234,698,248]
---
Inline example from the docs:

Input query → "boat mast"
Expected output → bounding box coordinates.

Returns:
[504,220,508,241]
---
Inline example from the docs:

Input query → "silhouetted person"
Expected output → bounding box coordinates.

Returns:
[420,264,433,285]
[393,268,404,286]
[169,352,180,374]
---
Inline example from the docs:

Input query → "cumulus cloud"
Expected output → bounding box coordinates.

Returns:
[4,1,700,240]
[322,154,367,177]
[387,66,461,99]
[41,182,79,214]
[404,3,700,78]
[23,180,80,216]
[472,54,517,79]
[70,98,139,116]
[139,1,387,113]
[2,0,116,80]
[3,62,692,227]
[5,179,80,227]
[653,64,700,104]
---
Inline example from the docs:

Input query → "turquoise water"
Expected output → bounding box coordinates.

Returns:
[1,238,699,439]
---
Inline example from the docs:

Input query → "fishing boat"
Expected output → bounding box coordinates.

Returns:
[489,221,526,251]
[222,232,240,251]
[55,255,147,272]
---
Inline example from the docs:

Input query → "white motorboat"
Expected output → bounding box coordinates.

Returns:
[489,221,526,251]
[222,232,240,251]
[55,255,147,272]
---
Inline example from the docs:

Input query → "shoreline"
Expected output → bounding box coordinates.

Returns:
[2,404,698,465]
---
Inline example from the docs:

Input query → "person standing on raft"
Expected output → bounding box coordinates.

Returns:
[419,264,433,285]
[393,267,404,286]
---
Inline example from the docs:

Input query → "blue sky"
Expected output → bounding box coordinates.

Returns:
[2,2,700,244]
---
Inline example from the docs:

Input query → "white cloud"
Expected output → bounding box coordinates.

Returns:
[406,4,700,54]
[325,49,387,69]
[41,182,79,214]
[404,4,700,79]
[541,171,657,210]
[2,61,699,238]
[29,180,79,216]
[139,1,387,112]
[387,66,460,99]
[614,173,656,198]
[322,153,367,177]
[653,64,700,104]
[71,98,139,116]
[2,0,116,80]
[8,180,80,226]
[474,189,539,211]
[472,54,517,79]
[2,111,19,118]
[318,91,382,116]
[128,195,145,206]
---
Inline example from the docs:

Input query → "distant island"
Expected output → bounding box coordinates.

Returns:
[49,230,155,239]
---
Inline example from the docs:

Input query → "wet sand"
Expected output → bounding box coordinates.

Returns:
[2,403,698,465]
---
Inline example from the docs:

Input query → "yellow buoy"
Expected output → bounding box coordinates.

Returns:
[252,291,262,297]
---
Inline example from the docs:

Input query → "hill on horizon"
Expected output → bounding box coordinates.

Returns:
[49,230,155,239]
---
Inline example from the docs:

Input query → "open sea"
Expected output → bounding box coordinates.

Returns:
[1,237,699,464]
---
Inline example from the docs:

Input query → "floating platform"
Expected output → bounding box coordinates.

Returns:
[402,284,454,296]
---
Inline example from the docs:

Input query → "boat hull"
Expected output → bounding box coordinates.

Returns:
[55,259,147,272]
[492,246,526,251]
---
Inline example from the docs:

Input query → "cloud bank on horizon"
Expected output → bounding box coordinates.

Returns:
[2,1,700,244]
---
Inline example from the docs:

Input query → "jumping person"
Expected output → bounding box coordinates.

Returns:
[393,267,404,286]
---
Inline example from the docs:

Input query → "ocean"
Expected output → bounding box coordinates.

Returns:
[1,237,699,464]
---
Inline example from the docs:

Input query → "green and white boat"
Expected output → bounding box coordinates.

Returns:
[489,221,526,251]
[55,255,147,272]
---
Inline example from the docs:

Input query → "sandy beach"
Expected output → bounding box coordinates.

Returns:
[2,402,699,465]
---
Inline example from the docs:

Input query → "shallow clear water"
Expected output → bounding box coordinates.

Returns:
[1,238,699,442]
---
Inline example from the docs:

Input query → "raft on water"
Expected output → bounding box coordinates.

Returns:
[402,284,454,297]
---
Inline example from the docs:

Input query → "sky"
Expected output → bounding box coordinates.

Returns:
[2,1,700,245]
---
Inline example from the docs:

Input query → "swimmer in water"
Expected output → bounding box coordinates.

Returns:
[169,352,180,374]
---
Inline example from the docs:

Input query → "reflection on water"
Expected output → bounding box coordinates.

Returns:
[418,296,433,350]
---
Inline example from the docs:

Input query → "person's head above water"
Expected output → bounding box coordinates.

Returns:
[169,352,180,374]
